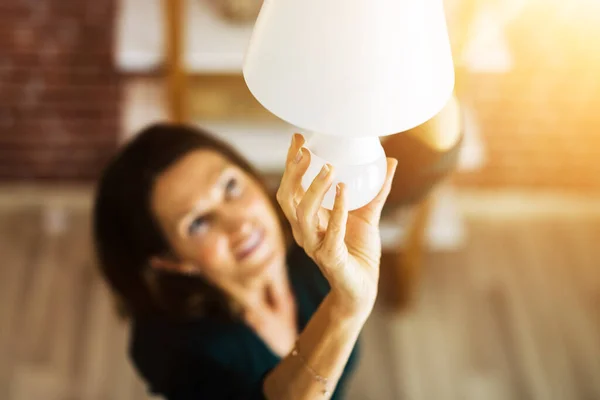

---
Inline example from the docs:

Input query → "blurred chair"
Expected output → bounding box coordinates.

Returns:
[379,95,464,310]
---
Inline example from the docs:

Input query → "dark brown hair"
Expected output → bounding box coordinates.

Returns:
[92,123,290,321]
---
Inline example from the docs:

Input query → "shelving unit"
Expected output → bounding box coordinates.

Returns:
[116,0,486,256]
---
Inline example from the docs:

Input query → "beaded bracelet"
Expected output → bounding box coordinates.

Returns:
[290,342,333,397]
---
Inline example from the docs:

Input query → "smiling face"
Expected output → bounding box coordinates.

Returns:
[150,149,287,291]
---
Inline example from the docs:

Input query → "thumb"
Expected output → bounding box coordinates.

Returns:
[357,158,398,221]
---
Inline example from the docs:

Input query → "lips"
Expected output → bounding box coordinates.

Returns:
[235,228,265,261]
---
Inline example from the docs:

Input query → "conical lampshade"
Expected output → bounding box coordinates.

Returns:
[243,0,455,210]
[244,0,455,137]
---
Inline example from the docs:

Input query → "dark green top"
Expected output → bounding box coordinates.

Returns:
[129,244,360,400]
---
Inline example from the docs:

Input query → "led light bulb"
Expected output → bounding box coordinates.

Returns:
[300,133,387,210]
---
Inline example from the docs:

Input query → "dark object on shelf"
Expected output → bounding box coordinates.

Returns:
[208,0,263,23]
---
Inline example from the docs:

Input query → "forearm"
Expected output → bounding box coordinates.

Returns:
[262,293,368,400]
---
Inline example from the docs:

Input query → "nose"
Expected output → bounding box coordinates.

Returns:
[221,204,253,243]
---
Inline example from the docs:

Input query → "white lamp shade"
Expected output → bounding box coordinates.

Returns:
[243,0,456,137]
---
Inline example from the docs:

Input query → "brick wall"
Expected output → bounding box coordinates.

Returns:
[0,0,120,181]
[454,1,600,190]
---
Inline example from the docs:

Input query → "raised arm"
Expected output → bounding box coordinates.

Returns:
[262,134,397,399]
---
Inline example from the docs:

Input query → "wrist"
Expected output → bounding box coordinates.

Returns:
[327,291,374,323]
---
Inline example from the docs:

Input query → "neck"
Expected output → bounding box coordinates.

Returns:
[222,260,293,316]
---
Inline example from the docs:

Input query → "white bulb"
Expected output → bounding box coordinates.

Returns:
[300,134,388,211]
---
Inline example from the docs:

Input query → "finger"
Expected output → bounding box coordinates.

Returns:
[276,147,310,239]
[319,183,349,270]
[296,163,335,252]
[353,158,398,220]
[285,133,305,165]
[376,157,398,204]
[277,147,309,212]
[280,134,309,207]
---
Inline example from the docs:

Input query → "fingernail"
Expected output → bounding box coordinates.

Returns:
[336,183,341,197]
[320,164,330,178]
[294,148,303,164]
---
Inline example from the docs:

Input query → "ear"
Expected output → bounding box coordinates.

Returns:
[149,256,197,276]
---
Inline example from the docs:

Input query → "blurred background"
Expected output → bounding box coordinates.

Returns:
[0,0,599,399]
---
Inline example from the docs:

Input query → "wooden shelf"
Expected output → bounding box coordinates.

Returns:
[116,0,256,73]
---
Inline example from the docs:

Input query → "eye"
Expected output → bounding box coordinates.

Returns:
[225,177,242,198]
[188,215,210,236]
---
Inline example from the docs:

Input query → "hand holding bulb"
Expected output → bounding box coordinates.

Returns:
[277,133,398,314]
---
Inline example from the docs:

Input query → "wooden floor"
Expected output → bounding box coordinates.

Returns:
[0,194,599,400]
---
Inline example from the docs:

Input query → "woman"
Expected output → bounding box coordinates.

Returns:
[93,107,462,398]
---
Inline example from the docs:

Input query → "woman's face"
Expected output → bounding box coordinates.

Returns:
[150,149,287,289]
